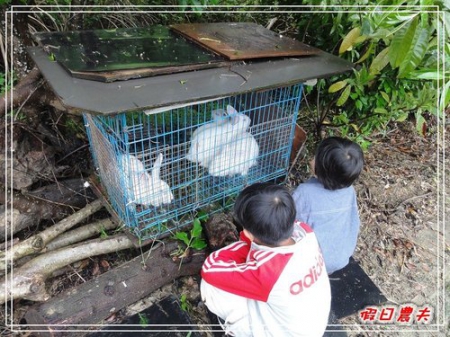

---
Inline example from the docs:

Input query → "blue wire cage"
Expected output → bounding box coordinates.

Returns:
[83,83,303,240]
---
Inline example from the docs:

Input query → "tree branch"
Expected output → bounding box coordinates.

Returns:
[0,198,103,271]
[0,234,135,304]
[43,218,117,252]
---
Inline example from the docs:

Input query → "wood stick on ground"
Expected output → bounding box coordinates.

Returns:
[0,233,135,304]
[24,240,205,335]
[0,198,103,271]
[43,218,117,252]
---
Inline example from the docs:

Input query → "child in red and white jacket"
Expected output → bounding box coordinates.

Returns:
[201,182,331,337]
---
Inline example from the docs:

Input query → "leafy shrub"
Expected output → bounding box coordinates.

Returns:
[297,0,449,141]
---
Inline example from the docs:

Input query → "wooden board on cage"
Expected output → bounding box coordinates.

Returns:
[170,22,321,61]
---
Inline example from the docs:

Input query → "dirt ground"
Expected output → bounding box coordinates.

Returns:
[321,122,449,336]
[182,120,450,336]
[3,120,448,337]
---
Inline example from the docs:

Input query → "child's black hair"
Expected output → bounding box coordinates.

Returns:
[314,137,364,190]
[233,182,296,246]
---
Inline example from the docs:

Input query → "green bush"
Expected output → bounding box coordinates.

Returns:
[297,0,449,141]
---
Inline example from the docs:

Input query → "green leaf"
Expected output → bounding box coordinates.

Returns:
[196,210,209,221]
[339,27,361,54]
[191,218,202,238]
[175,232,189,246]
[389,17,418,69]
[191,238,207,250]
[180,293,189,311]
[138,313,149,327]
[398,27,431,78]
[356,43,374,64]
[369,47,390,76]
[407,70,441,80]
[361,17,372,36]
[337,85,351,106]
[380,91,390,103]
[415,113,426,135]
[328,80,348,93]
[440,80,450,111]
[354,36,367,44]
[396,113,409,122]
[374,107,388,114]
[443,10,450,38]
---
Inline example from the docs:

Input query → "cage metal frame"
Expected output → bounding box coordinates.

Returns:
[84,83,303,240]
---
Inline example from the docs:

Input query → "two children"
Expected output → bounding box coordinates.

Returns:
[200,137,364,335]
[201,182,331,336]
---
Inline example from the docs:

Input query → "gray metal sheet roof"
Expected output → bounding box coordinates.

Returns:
[28,46,353,115]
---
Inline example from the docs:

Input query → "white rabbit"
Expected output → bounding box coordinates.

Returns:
[191,108,227,139]
[118,153,146,175]
[208,131,259,177]
[121,153,174,207]
[186,105,251,167]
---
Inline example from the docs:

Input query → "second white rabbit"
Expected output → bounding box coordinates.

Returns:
[208,131,259,177]
[186,105,251,168]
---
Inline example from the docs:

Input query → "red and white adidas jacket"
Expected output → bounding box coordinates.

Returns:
[201,221,331,337]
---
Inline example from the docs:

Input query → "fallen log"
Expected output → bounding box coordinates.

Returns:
[0,233,135,304]
[24,241,205,336]
[0,178,96,224]
[0,206,37,242]
[25,178,97,209]
[0,198,103,271]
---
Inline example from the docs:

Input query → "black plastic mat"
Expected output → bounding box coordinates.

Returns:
[86,295,202,337]
[330,257,387,320]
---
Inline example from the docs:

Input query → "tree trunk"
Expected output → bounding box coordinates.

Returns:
[23,241,205,337]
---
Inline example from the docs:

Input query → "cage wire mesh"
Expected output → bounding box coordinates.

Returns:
[83,83,303,240]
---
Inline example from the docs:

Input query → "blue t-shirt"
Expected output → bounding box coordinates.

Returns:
[292,177,360,274]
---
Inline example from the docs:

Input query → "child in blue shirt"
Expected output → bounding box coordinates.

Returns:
[292,137,364,274]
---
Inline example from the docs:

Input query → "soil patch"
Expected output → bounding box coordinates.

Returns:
[3,122,448,337]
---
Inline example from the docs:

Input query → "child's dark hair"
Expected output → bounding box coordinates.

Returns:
[314,137,364,190]
[233,182,296,246]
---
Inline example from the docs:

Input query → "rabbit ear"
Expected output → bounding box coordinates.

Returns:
[151,153,163,179]
[211,108,226,120]
[230,114,240,125]
[226,105,238,116]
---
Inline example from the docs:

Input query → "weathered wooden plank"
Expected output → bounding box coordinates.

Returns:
[24,241,205,336]
[67,61,232,83]
[171,22,321,61]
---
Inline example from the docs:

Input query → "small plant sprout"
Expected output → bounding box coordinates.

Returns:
[99,227,108,239]
[171,217,207,267]
[180,293,192,312]
[138,313,149,327]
